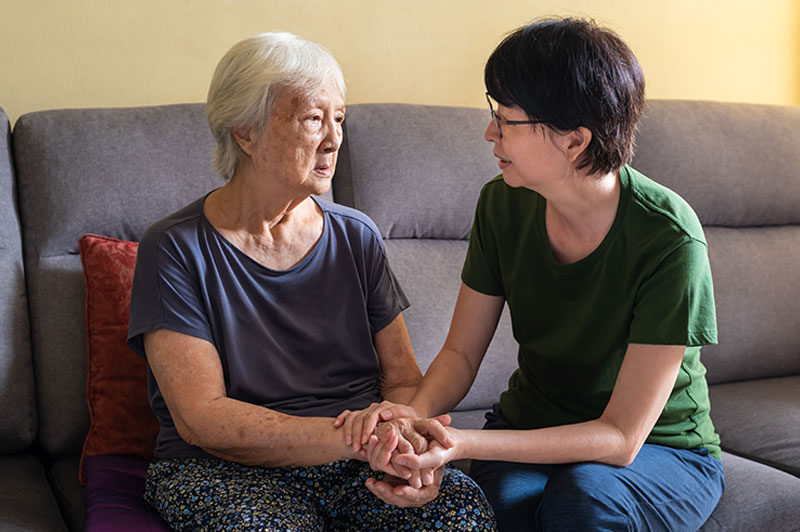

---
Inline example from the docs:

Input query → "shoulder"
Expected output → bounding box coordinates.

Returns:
[137,196,207,261]
[624,166,707,244]
[315,197,384,245]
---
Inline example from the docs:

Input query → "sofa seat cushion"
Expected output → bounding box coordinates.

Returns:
[49,456,85,532]
[85,455,170,531]
[709,376,800,475]
[700,452,800,531]
[0,454,68,531]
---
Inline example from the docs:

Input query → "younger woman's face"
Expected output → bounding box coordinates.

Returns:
[484,101,574,191]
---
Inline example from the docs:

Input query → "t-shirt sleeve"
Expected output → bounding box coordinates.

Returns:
[127,231,214,357]
[364,228,410,334]
[461,188,505,297]
[628,238,718,346]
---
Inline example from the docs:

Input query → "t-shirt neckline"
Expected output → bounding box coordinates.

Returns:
[535,166,631,274]
[200,190,329,275]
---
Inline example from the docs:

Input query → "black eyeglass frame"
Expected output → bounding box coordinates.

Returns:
[485,92,545,138]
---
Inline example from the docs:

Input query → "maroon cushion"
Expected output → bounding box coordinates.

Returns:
[84,455,171,531]
[78,234,160,485]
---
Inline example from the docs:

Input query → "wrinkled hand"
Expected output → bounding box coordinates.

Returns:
[334,401,418,453]
[365,466,445,508]
[393,423,460,473]
[364,417,455,488]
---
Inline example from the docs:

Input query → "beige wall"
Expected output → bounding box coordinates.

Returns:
[2,0,799,125]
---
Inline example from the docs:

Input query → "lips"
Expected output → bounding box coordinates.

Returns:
[494,152,511,169]
[313,162,333,177]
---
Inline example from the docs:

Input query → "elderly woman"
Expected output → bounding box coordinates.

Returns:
[343,18,725,532]
[126,32,495,531]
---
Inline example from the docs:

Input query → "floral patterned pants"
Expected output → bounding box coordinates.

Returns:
[145,457,496,531]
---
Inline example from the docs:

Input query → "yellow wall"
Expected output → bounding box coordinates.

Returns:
[2,0,799,125]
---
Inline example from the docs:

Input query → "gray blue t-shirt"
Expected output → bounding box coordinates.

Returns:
[128,194,409,459]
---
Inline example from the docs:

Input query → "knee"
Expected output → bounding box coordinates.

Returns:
[537,464,631,532]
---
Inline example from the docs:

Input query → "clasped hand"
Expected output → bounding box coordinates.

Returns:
[334,401,457,507]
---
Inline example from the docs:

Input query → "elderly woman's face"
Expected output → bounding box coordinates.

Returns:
[251,79,345,196]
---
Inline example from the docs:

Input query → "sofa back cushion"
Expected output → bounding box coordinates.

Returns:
[337,104,519,412]
[12,104,222,457]
[632,100,800,384]
[0,107,37,452]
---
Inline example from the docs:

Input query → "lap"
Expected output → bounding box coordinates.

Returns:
[146,458,496,532]
[145,457,324,532]
[470,444,725,532]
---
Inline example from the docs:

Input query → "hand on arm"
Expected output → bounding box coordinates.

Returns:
[144,329,360,467]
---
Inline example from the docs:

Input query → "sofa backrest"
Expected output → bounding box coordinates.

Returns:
[336,103,519,412]
[12,104,223,457]
[0,108,37,453]
[632,100,800,384]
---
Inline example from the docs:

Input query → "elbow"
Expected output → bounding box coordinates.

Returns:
[599,419,645,467]
[173,416,206,450]
[606,448,639,467]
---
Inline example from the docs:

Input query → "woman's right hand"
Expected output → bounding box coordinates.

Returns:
[334,401,419,453]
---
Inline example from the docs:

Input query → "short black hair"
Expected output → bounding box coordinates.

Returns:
[485,18,645,176]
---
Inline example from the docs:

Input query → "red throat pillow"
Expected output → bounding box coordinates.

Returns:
[78,234,159,484]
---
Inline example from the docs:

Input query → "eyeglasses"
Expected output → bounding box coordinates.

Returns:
[486,92,545,139]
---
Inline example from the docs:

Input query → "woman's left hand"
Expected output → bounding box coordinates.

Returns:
[364,467,445,508]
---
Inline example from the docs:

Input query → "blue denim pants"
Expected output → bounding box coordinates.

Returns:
[469,407,725,532]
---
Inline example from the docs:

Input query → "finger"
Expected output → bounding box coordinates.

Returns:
[433,413,452,427]
[398,423,428,454]
[408,466,422,490]
[378,404,417,422]
[365,478,412,508]
[333,409,350,427]
[343,413,358,445]
[415,419,454,448]
[351,411,367,452]
[395,434,414,456]
[372,430,400,474]
[395,449,446,470]
[361,408,384,446]
[391,483,435,506]
[421,467,434,486]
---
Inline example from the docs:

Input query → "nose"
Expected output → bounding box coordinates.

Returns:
[322,118,343,153]
[484,118,500,143]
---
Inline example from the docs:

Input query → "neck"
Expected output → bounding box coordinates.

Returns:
[207,168,313,237]
[542,168,620,235]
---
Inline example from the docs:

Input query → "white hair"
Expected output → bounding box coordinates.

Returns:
[206,32,346,179]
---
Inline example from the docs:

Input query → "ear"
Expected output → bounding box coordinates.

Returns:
[231,126,257,157]
[562,127,592,164]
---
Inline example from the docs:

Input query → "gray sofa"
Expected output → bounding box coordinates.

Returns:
[1,100,798,531]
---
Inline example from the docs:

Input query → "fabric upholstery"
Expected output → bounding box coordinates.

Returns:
[632,100,800,227]
[336,103,497,238]
[79,235,159,484]
[709,376,800,476]
[0,108,37,453]
[701,227,800,383]
[384,239,517,411]
[12,105,219,457]
[698,452,800,531]
[0,454,69,531]
[49,456,86,532]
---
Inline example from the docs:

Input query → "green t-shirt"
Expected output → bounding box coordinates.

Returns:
[462,165,721,459]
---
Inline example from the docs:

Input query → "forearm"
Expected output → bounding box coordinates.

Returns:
[382,384,418,405]
[176,396,356,467]
[409,347,479,419]
[456,418,634,466]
